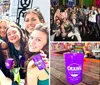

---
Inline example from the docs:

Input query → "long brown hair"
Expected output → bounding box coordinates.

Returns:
[25,23,49,67]
[24,8,45,23]
[24,23,49,85]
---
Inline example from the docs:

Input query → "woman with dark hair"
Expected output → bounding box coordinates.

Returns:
[6,22,28,84]
[25,23,49,85]
[61,17,76,41]
[6,22,27,59]
[24,8,45,38]
[51,18,62,41]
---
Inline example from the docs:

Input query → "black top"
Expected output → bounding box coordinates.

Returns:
[8,43,26,79]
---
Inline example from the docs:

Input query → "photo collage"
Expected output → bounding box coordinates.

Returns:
[0,0,100,85]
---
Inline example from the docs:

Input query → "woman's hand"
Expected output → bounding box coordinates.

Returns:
[5,60,15,70]
[12,61,15,69]
[40,50,49,68]
[28,50,49,70]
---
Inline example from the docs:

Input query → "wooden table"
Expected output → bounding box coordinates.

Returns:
[50,53,100,85]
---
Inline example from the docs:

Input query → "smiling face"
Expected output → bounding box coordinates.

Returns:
[28,30,47,52]
[7,27,21,44]
[24,13,42,33]
[0,21,7,38]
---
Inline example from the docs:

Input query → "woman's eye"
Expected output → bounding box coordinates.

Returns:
[36,38,41,42]
[25,19,29,22]
[32,18,36,21]
[4,26,7,29]
[12,31,16,34]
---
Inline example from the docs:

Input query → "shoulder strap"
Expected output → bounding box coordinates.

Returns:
[44,68,49,75]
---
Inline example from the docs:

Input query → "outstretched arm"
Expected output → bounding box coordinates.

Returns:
[0,70,12,85]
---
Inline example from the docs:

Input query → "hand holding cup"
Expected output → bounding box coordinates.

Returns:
[40,50,49,68]
[5,58,14,70]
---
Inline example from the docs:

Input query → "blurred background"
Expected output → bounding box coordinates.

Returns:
[51,0,100,7]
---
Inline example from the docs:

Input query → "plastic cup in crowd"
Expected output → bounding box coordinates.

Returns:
[32,54,46,70]
[64,52,84,84]
[20,60,25,68]
[5,58,14,70]
[19,56,25,68]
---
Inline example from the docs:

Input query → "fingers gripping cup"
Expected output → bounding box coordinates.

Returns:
[32,54,46,70]
[64,52,84,84]
[5,58,14,70]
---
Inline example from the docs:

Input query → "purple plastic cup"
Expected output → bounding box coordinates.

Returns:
[5,58,14,70]
[32,54,46,70]
[20,60,25,67]
[64,52,84,84]
[20,56,25,67]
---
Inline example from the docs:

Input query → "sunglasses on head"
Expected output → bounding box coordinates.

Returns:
[33,6,40,11]
[25,6,40,13]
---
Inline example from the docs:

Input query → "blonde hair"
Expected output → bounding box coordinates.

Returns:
[0,19,12,27]
[0,19,12,38]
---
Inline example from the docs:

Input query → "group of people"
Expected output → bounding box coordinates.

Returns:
[0,8,49,85]
[50,5,100,41]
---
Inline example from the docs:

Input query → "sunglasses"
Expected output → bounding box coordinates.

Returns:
[33,6,40,11]
[25,6,40,13]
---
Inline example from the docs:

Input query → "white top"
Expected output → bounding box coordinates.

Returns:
[88,10,98,23]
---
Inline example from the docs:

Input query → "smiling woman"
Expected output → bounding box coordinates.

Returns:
[24,8,45,38]
[0,19,10,41]
[28,29,47,52]
[6,22,28,81]
[0,21,7,39]
[25,23,49,85]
